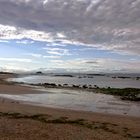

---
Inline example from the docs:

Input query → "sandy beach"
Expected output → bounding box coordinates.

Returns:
[0,74,140,140]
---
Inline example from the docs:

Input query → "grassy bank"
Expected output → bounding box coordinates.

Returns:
[95,88,140,101]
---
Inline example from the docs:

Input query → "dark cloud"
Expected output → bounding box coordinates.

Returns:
[84,60,98,64]
[0,0,140,54]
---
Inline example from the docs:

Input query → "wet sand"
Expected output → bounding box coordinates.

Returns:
[0,74,140,140]
[0,84,43,95]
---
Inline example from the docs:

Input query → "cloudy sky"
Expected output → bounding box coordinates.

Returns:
[0,0,140,73]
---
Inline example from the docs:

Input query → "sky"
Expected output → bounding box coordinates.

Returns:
[0,0,140,73]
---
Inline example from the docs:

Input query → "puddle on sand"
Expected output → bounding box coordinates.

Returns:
[0,88,139,117]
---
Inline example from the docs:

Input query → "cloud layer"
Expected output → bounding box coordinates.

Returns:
[0,0,140,55]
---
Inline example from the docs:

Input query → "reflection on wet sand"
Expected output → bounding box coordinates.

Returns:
[0,87,139,117]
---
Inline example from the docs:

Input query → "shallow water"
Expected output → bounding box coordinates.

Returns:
[10,75,140,88]
[0,88,140,117]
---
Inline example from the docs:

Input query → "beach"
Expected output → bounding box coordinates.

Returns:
[0,73,140,140]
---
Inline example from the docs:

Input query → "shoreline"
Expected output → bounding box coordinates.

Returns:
[0,73,140,117]
[6,73,140,101]
[0,73,140,139]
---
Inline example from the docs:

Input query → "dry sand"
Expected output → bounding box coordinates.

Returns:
[0,74,140,140]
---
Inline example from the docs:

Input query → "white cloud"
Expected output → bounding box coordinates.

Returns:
[0,39,9,43]
[25,53,63,59]
[56,33,66,38]
[0,57,32,62]
[43,55,61,59]
[0,56,140,73]
[45,58,140,73]
[46,42,67,47]
[49,59,64,63]
[24,53,42,58]
[0,24,54,42]
[0,0,139,55]
[16,40,34,44]
[44,47,71,56]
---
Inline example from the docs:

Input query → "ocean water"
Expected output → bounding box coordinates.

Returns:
[10,74,140,88]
